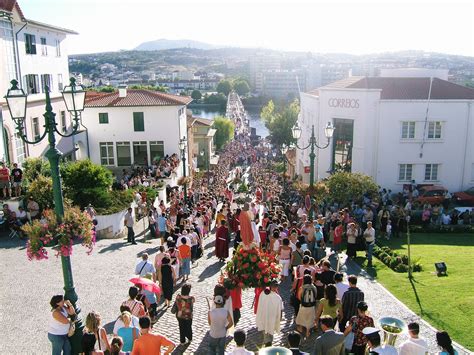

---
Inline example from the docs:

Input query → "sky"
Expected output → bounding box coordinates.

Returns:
[18,0,474,56]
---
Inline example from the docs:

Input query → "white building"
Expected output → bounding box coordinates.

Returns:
[297,76,474,193]
[0,1,77,164]
[80,87,192,175]
[262,70,306,99]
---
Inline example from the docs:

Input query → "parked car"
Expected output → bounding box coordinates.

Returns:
[453,187,474,206]
[415,185,447,205]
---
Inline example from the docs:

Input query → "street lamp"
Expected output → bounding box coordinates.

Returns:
[179,137,188,203]
[4,78,85,352]
[292,120,334,189]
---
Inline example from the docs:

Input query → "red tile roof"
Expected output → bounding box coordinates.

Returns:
[85,89,192,107]
[0,0,17,12]
[317,77,474,100]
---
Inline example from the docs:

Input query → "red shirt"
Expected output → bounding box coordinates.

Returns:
[0,167,10,182]
[229,287,242,309]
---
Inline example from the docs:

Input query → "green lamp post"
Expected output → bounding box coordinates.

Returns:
[292,119,335,217]
[5,78,86,353]
[179,136,188,203]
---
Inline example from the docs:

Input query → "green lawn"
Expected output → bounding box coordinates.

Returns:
[356,233,474,351]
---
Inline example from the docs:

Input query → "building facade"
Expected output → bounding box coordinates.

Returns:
[0,1,77,164]
[296,76,474,193]
[81,88,192,175]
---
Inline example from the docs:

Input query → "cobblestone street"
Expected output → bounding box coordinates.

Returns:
[0,219,468,354]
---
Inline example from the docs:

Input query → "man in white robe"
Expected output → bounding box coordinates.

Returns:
[255,282,282,347]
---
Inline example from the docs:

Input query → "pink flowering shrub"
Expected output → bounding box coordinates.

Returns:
[22,207,95,260]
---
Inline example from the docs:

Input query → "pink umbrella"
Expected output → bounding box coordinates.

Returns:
[129,277,161,294]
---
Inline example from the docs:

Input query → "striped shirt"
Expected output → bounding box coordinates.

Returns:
[342,287,364,320]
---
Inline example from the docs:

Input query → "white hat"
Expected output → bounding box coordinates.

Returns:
[362,327,380,336]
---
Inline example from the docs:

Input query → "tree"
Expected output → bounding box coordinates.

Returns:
[26,175,53,210]
[191,90,202,100]
[325,172,379,206]
[203,93,227,110]
[261,99,299,146]
[233,79,250,96]
[216,80,232,96]
[22,157,51,183]
[61,160,113,209]
[213,116,235,151]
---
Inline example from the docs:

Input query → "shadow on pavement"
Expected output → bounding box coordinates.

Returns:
[98,240,129,254]
[137,246,160,257]
[198,261,223,282]
[0,234,27,249]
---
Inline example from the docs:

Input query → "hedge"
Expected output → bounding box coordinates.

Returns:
[373,244,422,273]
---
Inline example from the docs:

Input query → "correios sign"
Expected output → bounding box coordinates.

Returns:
[328,98,360,108]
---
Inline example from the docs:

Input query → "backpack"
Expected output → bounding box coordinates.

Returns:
[176,295,194,320]
[301,285,316,307]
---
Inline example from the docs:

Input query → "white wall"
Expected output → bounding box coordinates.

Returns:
[82,105,186,168]
[15,23,71,99]
[0,17,74,165]
[299,89,474,193]
[376,100,474,192]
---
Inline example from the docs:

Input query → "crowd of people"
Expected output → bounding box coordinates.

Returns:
[46,134,461,355]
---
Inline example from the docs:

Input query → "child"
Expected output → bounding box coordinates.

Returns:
[386,220,392,240]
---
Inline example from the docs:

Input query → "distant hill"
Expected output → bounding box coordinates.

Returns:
[135,39,221,51]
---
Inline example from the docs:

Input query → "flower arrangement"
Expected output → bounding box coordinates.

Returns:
[224,245,281,289]
[22,206,96,261]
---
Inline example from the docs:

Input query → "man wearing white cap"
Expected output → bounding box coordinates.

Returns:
[363,327,398,355]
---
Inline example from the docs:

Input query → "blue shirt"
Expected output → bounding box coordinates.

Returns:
[117,326,139,352]
[157,216,167,231]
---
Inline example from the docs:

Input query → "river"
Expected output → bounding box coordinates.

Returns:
[190,106,269,138]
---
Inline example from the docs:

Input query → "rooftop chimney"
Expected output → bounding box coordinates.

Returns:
[118,84,127,98]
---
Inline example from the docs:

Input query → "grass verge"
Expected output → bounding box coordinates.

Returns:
[355,233,473,351]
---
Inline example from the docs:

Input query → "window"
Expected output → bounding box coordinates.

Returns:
[15,133,26,164]
[31,117,40,140]
[425,164,439,181]
[99,142,114,166]
[133,141,148,165]
[60,111,67,133]
[0,19,18,83]
[401,121,415,139]
[116,142,131,166]
[24,74,40,94]
[149,141,164,162]
[133,112,144,131]
[55,39,61,57]
[331,118,353,172]
[40,37,47,56]
[99,113,109,124]
[40,74,53,93]
[398,164,413,181]
[25,33,36,54]
[58,74,64,91]
[428,121,442,139]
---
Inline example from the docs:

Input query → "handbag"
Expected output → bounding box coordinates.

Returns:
[67,320,76,337]
[170,300,178,314]
[344,331,354,350]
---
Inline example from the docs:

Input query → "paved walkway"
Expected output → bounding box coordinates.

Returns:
[0,219,469,354]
